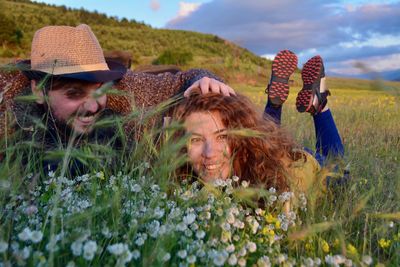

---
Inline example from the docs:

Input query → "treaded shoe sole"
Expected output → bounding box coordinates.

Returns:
[267,50,298,106]
[296,55,323,113]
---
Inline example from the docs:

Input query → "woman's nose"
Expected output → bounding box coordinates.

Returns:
[202,140,219,158]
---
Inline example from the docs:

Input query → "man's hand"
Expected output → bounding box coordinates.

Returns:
[184,77,236,97]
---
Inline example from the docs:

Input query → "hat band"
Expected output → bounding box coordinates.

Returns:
[34,62,110,75]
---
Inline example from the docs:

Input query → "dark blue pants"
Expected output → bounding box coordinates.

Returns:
[264,101,344,166]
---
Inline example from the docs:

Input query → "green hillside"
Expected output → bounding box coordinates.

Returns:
[0,0,271,85]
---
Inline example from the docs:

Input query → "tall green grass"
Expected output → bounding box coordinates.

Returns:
[0,81,399,266]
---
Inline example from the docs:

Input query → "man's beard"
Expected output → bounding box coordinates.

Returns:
[42,105,101,143]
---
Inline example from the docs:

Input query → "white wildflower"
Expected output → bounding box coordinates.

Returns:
[227,212,236,224]
[255,208,263,215]
[228,254,237,266]
[278,192,294,202]
[177,249,187,259]
[21,246,31,260]
[269,195,277,204]
[213,251,228,266]
[183,213,196,225]
[246,241,257,253]
[154,207,165,219]
[388,221,394,228]
[83,240,97,261]
[0,241,8,253]
[185,229,193,237]
[135,237,145,246]
[107,243,126,256]
[213,179,227,187]
[268,187,276,193]
[48,170,55,178]
[191,223,199,231]
[233,220,245,229]
[238,258,247,267]
[226,244,235,253]
[71,241,82,256]
[362,255,373,265]
[176,222,188,232]
[162,253,171,262]
[30,231,43,243]
[276,254,287,264]
[304,258,314,267]
[131,184,142,193]
[195,230,206,239]
[257,256,271,267]
[151,184,160,192]
[187,255,196,264]
[238,247,247,257]
[333,255,346,265]
[148,220,160,238]
[314,257,322,266]
[232,175,240,182]
[344,259,353,267]
[101,227,111,238]
[132,249,140,260]
[66,261,76,267]
[18,227,32,241]
[241,180,249,188]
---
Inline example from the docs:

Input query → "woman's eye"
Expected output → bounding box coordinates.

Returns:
[190,137,202,143]
[217,134,228,141]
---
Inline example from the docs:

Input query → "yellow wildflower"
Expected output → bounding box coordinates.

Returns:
[275,220,281,229]
[393,232,400,242]
[333,238,340,248]
[265,213,277,224]
[347,243,358,255]
[305,242,313,251]
[261,227,275,237]
[321,240,330,253]
[378,238,391,249]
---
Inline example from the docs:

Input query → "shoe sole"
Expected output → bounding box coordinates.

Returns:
[296,55,323,113]
[267,50,298,106]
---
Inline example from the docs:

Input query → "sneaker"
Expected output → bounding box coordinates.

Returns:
[266,50,298,106]
[296,55,330,114]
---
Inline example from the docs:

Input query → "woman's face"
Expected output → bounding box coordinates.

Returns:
[184,111,232,182]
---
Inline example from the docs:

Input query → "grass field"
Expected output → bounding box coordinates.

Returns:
[1,76,399,266]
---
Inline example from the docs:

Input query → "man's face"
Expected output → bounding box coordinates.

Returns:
[46,82,107,134]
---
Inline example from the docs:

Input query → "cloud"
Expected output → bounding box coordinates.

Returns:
[329,53,400,75]
[169,2,202,24]
[166,0,400,74]
[150,0,160,11]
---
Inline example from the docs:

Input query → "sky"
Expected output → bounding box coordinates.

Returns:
[34,0,400,77]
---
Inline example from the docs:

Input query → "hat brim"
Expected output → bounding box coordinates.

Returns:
[17,59,127,83]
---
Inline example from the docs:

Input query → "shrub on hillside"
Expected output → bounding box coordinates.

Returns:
[152,50,193,66]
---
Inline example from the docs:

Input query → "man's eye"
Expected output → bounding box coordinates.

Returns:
[66,89,85,99]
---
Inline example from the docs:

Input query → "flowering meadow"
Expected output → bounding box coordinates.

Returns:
[1,85,399,266]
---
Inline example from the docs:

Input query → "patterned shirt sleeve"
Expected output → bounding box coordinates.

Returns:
[108,69,223,114]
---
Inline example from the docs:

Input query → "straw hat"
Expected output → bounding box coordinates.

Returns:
[18,24,126,82]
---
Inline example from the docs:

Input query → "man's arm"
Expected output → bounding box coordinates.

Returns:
[109,69,235,113]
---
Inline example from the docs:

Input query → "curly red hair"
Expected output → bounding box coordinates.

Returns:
[172,91,301,191]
